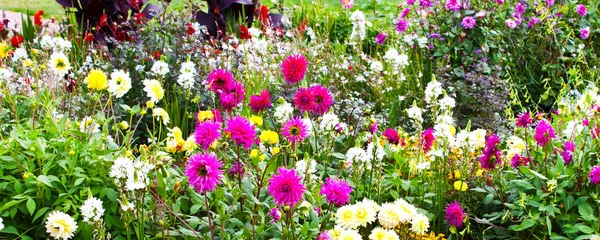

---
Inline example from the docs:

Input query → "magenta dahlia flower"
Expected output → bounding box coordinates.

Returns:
[561,141,575,164]
[480,134,502,170]
[445,200,466,228]
[293,87,315,113]
[375,32,388,45]
[511,154,531,169]
[421,128,435,153]
[282,116,309,147]
[340,0,354,9]
[225,116,257,150]
[219,80,246,112]
[206,69,234,92]
[249,90,272,113]
[229,161,244,179]
[589,166,600,185]
[534,120,556,147]
[194,121,221,149]
[576,4,587,17]
[281,54,308,84]
[310,85,333,115]
[383,128,400,145]
[185,152,224,193]
[396,19,409,33]
[580,27,590,39]
[461,16,476,29]
[419,0,433,7]
[400,8,411,18]
[319,178,353,206]
[317,231,331,240]
[514,3,525,15]
[269,207,281,223]
[267,167,306,207]
[516,112,533,128]
[445,0,461,11]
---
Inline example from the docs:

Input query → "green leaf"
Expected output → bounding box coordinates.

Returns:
[578,202,596,221]
[26,198,36,216]
[33,207,49,222]
[36,175,53,187]
[576,224,594,234]
[509,219,535,231]
[331,152,346,159]
[0,199,26,213]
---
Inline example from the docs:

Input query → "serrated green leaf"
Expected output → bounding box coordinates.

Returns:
[26,198,36,216]
[509,219,535,231]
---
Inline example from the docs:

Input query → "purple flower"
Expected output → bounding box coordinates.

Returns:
[401,8,411,18]
[383,128,401,145]
[445,0,461,11]
[269,207,281,223]
[375,32,388,45]
[461,16,476,29]
[430,33,441,39]
[317,231,331,240]
[293,87,315,113]
[319,178,353,206]
[249,90,272,113]
[534,120,556,147]
[268,167,306,207]
[282,116,309,147]
[445,200,466,228]
[310,85,334,116]
[516,112,533,128]
[225,116,257,150]
[419,0,433,7]
[185,152,224,193]
[589,166,600,185]
[396,19,409,33]
[545,0,554,7]
[580,27,590,39]
[422,128,435,153]
[479,134,502,170]
[229,161,244,179]
[496,0,504,5]
[195,121,221,149]
[505,19,517,29]
[528,18,541,29]
[576,4,587,17]
[340,0,354,9]
[511,154,531,168]
[515,3,525,16]
[561,141,575,164]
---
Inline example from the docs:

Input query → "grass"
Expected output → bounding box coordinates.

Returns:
[0,0,64,17]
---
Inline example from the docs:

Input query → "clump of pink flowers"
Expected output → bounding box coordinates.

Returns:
[319,178,353,206]
[185,152,224,193]
[534,119,555,147]
[422,128,435,153]
[480,134,502,170]
[268,167,306,207]
[445,200,466,228]
[281,54,308,84]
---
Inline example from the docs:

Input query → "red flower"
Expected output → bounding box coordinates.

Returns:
[152,51,162,60]
[84,32,95,42]
[34,10,44,27]
[99,14,108,27]
[259,6,269,25]
[133,13,146,24]
[187,23,195,35]
[0,22,4,32]
[10,35,24,48]
[239,25,251,40]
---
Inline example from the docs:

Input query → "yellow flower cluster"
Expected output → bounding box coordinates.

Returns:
[166,127,195,153]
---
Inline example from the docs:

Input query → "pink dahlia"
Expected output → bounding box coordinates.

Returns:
[400,8,411,18]
[269,207,281,223]
[375,32,388,45]
[194,121,221,149]
[317,231,331,240]
[421,128,435,153]
[281,54,308,84]
[282,116,309,147]
[340,0,354,9]
[589,166,600,185]
[561,141,575,164]
[580,27,590,39]
[445,200,466,228]
[219,80,246,112]
[206,69,234,92]
[534,119,555,147]
[396,19,409,33]
[480,134,502,170]
[294,87,315,113]
[511,154,531,169]
[576,4,587,17]
[310,85,333,115]
[229,161,245,179]
[383,128,400,145]
[185,152,224,193]
[461,16,476,29]
[445,0,461,11]
[514,3,525,15]
[516,112,533,128]
[249,90,272,113]
[267,167,306,207]
[319,178,353,206]
[225,116,257,150]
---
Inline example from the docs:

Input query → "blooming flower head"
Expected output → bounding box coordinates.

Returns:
[445,200,466,228]
[108,69,132,98]
[229,161,244,179]
[400,8,411,18]
[45,211,78,239]
[561,141,575,164]
[421,128,435,153]
[383,128,400,145]
[49,52,71,76]
[320,178,353,206]
[143,79,165,103]
[267,167,306,207]
[152,107,170,125]
[534,119,556,146]
[335,205,360,229]
[375,32,388,45]
[445,0,461,11]
[224,116,257,150]
[511,154,531,168]
[269,207,281,223]
[378,203,400,229]
[341,0,354,9]
[195,120,221,149]
[281,54,308,84]
[80,197,104,223]
[294,87,315,112]
[516,112,533,127]
[580,27,590,39]
[206,69,234,92]
[249,90,272,113]
[410,213,430,235]
[505,19,517,29]
[461,16,476,29]
[218,80,246,112]
[479,134,502,170]
[588,166,600,185]
[576,4,587,17]
[86,69,108,91]
[514,3,525,15]
[185,152,224,193]
[317,231,331,240]
[396,19,409,33]
[282,116,309,147]
[260,130,279,145]
[34,10,44,26]
[310,85,334,115]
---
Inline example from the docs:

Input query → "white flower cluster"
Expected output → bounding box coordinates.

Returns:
[406,104,423,124]
[151,60,169,76]
[39,35,72,52]
[424,79,443,104]
[349,10,370,42]
[177,61,196,90]
[383,48,409,75]
[295,158,317,181]
[320,112,340,131]
[109,157,154,191]
[274,101,294,123]
[80,197,105,223]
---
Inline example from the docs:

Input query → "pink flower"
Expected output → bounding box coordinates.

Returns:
[340,0,354,9]
[249,90,272,113]
[445,0,461,11]
[480,134,502,170]
[206,69,234,92]
[319,178,353,206]
[514,3,525,15]
[580,27,590,39]
[576,4,587,17]
[282,116,309,147]
[496,0,504,5]
[383,128,400,145]
[511,154,531,168]
[561,141,575,164]
[505,19,517,29]
[281,54,308,84]
[589,166,600,185]
[225,116,257,150]
[194,121,221,149]
[461,16,476,29]
[268,167,306,207]
[269,207,281,223]
[310,85,333,115]
[401,8,411,18]
[422,128,435,153]
[185,152,224,193]
[516,112,533,128]
[375,32,388,45]
[534,119,555,147]
[293,87,316,113]
[396,19,409,33]
[445,200,466,228]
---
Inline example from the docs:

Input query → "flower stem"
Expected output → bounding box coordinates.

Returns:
[205,192,215,240]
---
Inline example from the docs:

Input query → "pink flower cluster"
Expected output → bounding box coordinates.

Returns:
[479,134,502,170]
